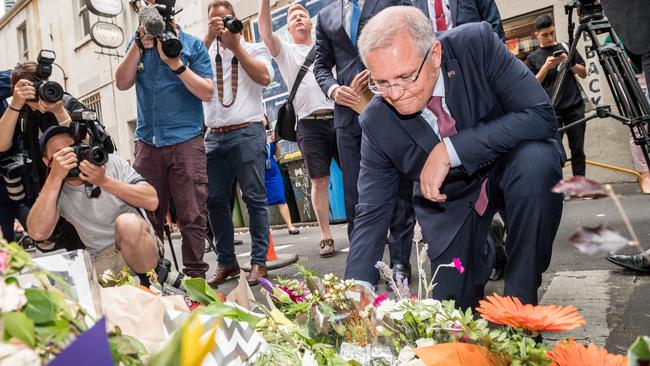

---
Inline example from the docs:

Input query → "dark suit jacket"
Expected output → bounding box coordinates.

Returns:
[602,0,650,56]
[314,0,409,129]
[411,0,505,42]
[345,22,560,283]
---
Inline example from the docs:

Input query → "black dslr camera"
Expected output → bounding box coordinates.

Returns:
[32,50,64,103]
[67,109,114,178]
[153,0,183,58]
[222,15,243,34]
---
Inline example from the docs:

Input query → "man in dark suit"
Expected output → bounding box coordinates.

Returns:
[346,6,565,309]
[411,0,504,41]
[314,0,416,279]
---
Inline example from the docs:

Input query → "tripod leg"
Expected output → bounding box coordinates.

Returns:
[164,223,180,272]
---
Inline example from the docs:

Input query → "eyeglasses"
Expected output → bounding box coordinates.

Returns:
[368,44,433,95]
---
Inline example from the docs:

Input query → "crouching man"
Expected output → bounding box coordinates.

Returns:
[27,126,162,279]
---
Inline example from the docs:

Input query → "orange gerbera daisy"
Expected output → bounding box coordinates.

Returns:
[476,294,586,332]
[546,338,627,366]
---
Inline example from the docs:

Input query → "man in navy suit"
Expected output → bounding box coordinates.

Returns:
[346,6,565,309]
[411,0,504,41]
[314,0,416,279]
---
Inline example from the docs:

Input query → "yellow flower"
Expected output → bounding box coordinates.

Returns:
[181,316,218,366]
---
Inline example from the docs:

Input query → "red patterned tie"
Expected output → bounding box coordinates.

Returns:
[427,96,489,215]
[433,0,447,32]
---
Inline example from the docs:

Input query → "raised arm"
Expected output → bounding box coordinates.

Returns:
[258,0,282,57]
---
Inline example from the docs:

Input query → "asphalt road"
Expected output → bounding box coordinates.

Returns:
[167,182,650,354]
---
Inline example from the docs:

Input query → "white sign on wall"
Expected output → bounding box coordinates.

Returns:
[85,0,123,17]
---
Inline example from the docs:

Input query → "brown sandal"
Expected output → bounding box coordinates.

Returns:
[319,239,335,258]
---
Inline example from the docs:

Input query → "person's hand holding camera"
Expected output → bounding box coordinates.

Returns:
[11,79,36,109]
[137,26,155,49]
[78,160,108,186]
[156,40,182,71]
[207,17,224,43]
[219,28,241,52]
[49,147,77,182]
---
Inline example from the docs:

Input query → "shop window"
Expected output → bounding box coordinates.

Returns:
[503,8,553,61]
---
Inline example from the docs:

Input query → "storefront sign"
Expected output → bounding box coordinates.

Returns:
[85,0,123,17]
[90,21,124,49]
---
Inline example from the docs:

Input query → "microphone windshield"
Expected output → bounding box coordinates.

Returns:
[139,5,165,38]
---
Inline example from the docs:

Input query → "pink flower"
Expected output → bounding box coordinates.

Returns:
[373,293,389,307]
[0,252,8,273]
[452,258,465,273]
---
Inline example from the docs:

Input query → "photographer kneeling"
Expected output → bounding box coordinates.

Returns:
[0,55,85,246]
[27,126,162,279]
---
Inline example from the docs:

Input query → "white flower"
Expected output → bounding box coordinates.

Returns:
[301,349,318,366]
[0,343,40,366]
[0,283,26,312]
[415,338,435,348]
[375,299,397,320]
[397,346,416,363]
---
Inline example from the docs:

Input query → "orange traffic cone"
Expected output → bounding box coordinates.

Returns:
[266,231,278,261]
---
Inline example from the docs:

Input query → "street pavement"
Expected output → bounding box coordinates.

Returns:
[166,182,650,354]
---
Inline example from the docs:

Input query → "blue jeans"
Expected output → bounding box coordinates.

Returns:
[205,123,269,267]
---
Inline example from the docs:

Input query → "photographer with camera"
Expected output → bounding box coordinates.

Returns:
[28,125,162,280]
[0,54,85,246]
[115,0,214,279]
[202,0,274,287]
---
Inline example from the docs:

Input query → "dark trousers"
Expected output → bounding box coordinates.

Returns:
[433,141,564,310]
[336,121,415,264]
[133,136,209,278]
[557,108,586,176]
[205,123,269,267]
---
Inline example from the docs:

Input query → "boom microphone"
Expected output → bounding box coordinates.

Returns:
[139,5,165,38]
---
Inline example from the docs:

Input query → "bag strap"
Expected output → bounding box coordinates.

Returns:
[286,46,316,104]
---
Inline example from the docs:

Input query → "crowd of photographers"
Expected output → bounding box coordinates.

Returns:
[1,0,649,293]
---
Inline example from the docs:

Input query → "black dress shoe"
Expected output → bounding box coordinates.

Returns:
[606,253,650,273]
[489,218,507,281]
[391,263,412,284]
[234,239,243,246]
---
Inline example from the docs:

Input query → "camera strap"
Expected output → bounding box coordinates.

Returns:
[214,39,238,108]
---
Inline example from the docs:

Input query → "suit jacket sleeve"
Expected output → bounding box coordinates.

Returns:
[314,12,338,97]
[448,22,557,176]
[344,119,399,283]
[477,0,505,42]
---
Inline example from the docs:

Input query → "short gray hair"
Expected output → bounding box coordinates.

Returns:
[358,6,436,66]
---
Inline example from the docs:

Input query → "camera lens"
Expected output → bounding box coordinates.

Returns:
[223,15,243,34]
[88,146,108,166]
[162,37,182,58]
[39,81,64,103]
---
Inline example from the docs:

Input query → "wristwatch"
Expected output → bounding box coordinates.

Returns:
[173,64,187,75]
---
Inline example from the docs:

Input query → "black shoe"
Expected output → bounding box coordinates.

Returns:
[234,239,243,246]
[606,253,650,273]
[489,218,507,281]
[391,263,412,284]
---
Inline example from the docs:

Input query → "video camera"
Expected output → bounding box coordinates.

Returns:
[31,50,64,104]
[67,109,114,178]
[137,0,183,58]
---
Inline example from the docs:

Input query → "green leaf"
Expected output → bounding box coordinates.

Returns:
[628,336,650,364]
[182,278,222,306]
[196,302,264,327]
[24,288,57,324]
[34,318,71,345]
[3,311,36,346]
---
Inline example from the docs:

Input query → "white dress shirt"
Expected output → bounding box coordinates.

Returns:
[203,39,275,128]
[420,73,461,167]
[427,0,453,32]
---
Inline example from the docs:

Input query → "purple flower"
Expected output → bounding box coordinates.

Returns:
[392,272,411,299]
[452,258,465,273]
[258,277,274,293]
[375,262,394,283]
